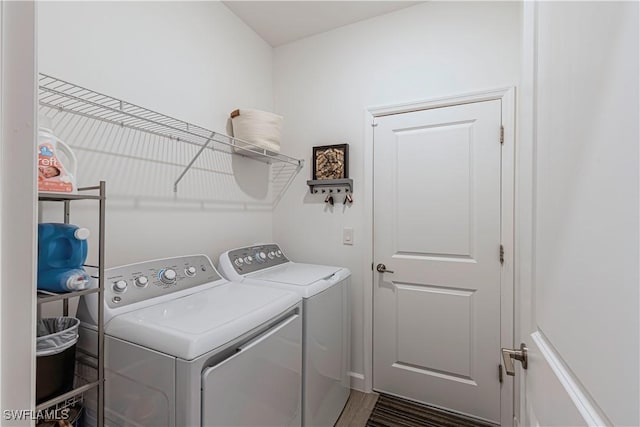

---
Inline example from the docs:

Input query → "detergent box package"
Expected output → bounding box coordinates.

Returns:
[37,128,77,194]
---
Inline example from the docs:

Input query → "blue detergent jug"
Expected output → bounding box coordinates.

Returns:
[38,268,91,292]
[38,223,89,271]
[38,223,90,292]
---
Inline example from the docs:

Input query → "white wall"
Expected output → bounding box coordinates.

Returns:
[38,1,282,269]
[272,1,521,388]
[518,2,639,425]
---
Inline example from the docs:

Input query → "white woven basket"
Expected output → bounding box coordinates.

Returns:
[230,109,282,153]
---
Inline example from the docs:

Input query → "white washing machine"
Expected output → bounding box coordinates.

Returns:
[219,244,351,427]
[76,254,303,426]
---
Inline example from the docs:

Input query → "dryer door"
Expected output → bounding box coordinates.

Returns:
[201,310,302,426]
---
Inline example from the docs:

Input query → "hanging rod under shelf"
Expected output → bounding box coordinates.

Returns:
[38,73,304,192]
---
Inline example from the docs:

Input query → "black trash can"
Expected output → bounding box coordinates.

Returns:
[36,317,80,404]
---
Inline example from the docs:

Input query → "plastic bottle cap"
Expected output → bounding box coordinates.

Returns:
[67,274,89,290]
[74,228,90,240]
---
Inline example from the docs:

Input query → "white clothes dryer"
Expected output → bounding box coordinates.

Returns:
[218,244,351,427]
[76,254,303,427]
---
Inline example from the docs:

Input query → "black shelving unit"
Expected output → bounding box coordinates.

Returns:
[36,182,105,427]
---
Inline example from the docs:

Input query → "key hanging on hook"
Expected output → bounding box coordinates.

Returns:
[344,193,353,204]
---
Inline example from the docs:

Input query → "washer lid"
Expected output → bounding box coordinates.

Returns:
[247,263,342,286]
[105,282,300,360]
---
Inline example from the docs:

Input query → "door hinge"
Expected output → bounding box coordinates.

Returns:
[371,262,374,271]
[371,121,378,128]
[500,245,504,265]
[500,125,504,144]
[499,364,503,383]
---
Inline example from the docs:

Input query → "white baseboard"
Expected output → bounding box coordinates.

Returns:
[348,371,367,392]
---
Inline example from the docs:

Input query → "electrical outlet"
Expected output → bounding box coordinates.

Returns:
[343,227,353,245]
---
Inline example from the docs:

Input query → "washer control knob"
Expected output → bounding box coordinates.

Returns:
[185,266,197,277]
[256,252,267,263]
[135,276,148,287]
[234,258,244,267]
[275,250,282,258]
[113,280,128,293]
[267,251,275,259]
[244,256,253,264]
[160,269,177,284]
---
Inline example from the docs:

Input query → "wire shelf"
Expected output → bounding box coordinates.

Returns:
[35,381,100,412]
[38,73,304,191]
[38,184,106,202]
[37,287,100,305]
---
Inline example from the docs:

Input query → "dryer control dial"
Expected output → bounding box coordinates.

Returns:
[275,250,282,258]
[185,266,197,277]
[267,251,276,259]
[255,252,267,263]
[113,280,128,293]
[234,258,244,267]
[160,269,177,285]
[135,276,148,288]
[244,256,254,264]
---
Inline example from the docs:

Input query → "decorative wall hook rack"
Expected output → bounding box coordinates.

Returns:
[307,178,353,194]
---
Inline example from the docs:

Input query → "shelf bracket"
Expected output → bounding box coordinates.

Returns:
[174,132,216,192]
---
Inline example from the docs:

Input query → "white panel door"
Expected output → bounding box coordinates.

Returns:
[373,100,503,423]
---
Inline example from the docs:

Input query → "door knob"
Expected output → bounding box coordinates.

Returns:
[376,263,394,274]
[501,343,528,376]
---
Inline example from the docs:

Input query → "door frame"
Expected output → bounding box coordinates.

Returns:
[362,87,516,425]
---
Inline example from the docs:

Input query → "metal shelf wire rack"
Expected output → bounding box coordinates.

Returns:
[38,73,304,192]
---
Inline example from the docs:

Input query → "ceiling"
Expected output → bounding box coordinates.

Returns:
[222,1,422,47]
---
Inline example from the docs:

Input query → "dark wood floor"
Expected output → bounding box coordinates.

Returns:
[335,390,380,427]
